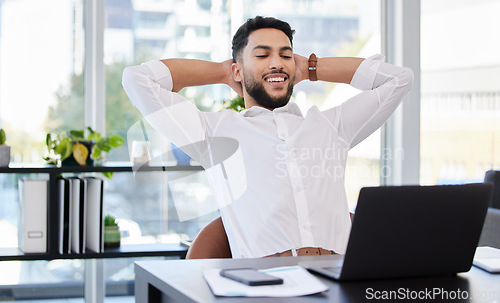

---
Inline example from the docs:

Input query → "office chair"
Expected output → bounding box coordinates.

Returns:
[185,216,232,259]
[484,170,500,208]
[479,170,500,249]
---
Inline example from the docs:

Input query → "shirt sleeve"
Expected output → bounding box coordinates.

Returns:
[122,60,208,149]
[323,54,414,148]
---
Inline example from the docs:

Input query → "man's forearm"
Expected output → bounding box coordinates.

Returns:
[161,59,232,92]
[315,57,364,84]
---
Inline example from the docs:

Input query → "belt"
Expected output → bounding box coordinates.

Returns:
[266,247,335,257]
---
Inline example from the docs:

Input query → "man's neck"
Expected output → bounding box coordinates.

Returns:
[243,94,261,110]
[243,94,282,111]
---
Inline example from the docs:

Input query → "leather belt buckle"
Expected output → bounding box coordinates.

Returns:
[266,247,335,258]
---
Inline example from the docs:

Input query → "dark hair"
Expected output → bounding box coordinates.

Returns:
[231,16,295,63]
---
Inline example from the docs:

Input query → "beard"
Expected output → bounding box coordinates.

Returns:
[243,71,295,110]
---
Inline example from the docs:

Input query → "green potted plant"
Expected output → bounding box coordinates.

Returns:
[222,95,245,112]
[44,127,124,167]
[103,214,121,249]
[0,128,10,167]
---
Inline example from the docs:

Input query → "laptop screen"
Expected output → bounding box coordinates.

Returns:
[339,183,493,280]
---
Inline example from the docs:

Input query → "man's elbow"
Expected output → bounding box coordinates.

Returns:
[400,67,414,88]
[121,66,136,90]
[121,66,145,109]
[393,67,414,98]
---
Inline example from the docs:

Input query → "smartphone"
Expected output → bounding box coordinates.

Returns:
[220,268,284,286]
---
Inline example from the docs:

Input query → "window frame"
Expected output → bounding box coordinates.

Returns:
[381,0,421,185]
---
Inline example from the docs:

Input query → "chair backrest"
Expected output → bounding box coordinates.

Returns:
[485,170,500,209]
[481,171,500,249]
[185,217,232,259]
[479,208,500,249]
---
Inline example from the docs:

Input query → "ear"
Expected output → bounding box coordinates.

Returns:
[231,62,242,83]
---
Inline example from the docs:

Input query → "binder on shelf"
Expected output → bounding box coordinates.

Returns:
[80,179,87,254]
[66,178,73,254]
[84,177,104,253]
[18,179,48,253]
[69,178,87,254]
[58,178,71,255]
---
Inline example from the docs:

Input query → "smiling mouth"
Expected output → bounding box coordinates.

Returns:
[264,73,288,84]
[266,76,286,82]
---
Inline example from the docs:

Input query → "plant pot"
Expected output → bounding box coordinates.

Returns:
[62,141,95,166]
[0,145,10,167]
[104,225,121,249]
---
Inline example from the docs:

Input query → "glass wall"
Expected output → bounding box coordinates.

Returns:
[420,0,500,185]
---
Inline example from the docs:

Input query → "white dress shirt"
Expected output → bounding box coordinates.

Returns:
[122,54,414,258]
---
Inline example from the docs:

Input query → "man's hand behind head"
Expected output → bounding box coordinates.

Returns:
[224,59,244,96]
[293,54,309,85]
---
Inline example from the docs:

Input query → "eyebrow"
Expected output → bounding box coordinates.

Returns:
[252,45,293,52]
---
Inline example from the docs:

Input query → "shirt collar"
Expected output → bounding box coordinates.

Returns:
[241,102,303,117]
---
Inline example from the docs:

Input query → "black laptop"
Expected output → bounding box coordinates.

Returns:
[299,183,493,281]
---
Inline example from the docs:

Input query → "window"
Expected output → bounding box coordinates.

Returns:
[0,0,87,298]
[0,0,85,161]
[420,0,500,184]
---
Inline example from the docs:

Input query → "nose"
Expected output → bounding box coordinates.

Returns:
[268,54,284,70]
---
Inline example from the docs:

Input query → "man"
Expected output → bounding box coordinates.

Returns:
[122,16,413,258]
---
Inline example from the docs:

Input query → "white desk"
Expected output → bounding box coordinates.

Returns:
[135,255,500,302]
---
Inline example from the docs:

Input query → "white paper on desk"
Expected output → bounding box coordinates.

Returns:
[203,266,328,297]
[473,246,500,273]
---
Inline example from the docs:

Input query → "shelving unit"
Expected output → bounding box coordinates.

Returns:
[0,162,204,261]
